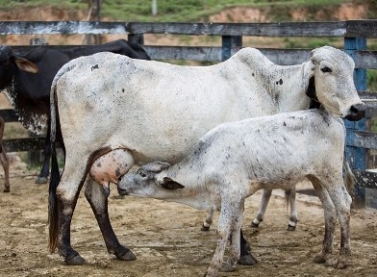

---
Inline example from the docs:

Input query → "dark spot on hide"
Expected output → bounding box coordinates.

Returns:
[283,121,287,126]
[96,162,102,168]
[276,79,283,85]
[91,64,99,71]
[252,73,255,77]
[122,88,125,92]
[115,168,121,177]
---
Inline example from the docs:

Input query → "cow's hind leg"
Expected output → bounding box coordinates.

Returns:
[85,178,136,261]
[51,152,92,265]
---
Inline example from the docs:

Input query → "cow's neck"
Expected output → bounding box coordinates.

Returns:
[267,61,313,114]
[3,83,48,135]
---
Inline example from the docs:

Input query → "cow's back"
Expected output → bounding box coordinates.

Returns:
[54,50,282,164]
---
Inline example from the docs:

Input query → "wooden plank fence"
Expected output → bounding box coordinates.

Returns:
[1,20,377,207]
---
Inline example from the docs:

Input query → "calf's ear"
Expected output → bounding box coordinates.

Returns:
[161,177,185,190]
[14,57,39,73]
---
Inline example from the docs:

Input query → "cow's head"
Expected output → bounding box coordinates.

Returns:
[307,46,365,121]
[0,45,39,90]
[117,161,184,198]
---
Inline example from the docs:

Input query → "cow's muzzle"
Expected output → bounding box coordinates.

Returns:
[345,103,366,121]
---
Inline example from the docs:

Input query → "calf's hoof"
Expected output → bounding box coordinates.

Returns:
[3,187,10,193]
[313,253,328,264]
[220,262,236,272]
[250,220,260,228]
[287,224,296,231]
[65,254,86,265]
[35,176,48,185]
[325,255,349,269]
[335,259,349,269]
[238,254,258,265]
[201,225,210,232]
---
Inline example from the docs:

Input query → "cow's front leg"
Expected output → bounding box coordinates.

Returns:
[201,207,214,231]
[251,188,272,227]
[309,177,336,264]
[0,147,10,192]
[84,179,136,261]
[286,186,298,231]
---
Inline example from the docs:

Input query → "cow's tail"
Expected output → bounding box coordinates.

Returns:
[343,158,356,197]
[48,64,74,253]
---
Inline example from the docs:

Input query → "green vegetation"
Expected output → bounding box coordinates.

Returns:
[0,0,355,22]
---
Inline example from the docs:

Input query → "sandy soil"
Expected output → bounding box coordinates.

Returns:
[0,175,376,277]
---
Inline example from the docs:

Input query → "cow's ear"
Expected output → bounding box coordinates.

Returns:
[161,177,185,190]
[14,57,39,73]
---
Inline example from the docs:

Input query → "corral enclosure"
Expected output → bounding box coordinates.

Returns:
[0,15,376,277]
[0,20,377,208]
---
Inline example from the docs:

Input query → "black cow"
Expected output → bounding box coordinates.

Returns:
[0,39,150,185]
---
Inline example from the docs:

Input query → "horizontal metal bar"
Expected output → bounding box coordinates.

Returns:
[0,20,376,37]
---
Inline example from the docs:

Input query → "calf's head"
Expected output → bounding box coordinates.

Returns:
[308,46,365,121]
[117,161,184,198]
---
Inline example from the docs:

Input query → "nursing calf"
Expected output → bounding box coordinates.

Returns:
[118,110,365,277]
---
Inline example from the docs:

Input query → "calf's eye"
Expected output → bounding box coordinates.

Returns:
[138,171,147,178]
[321,67,332,73]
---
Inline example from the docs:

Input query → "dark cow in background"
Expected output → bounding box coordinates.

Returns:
[0,39,150,187]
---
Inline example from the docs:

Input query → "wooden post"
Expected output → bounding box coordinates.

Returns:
[344,37,367,207]
[221,36,242,61]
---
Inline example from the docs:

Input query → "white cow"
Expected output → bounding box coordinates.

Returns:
[48,46,365,265]
[117,102,365,277]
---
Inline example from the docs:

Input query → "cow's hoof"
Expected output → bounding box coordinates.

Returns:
[35,177,48,185]
[116,249,137,261]
[313,254,327,264]
[3,187,10,193]
[287,224,296,231]
[201,225,210,232]
[65,254,86,265]
[238,254,258,265]
[250,222,259,228]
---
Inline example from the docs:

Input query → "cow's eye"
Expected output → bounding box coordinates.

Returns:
[138,171,147,178]
[321,67,332,73]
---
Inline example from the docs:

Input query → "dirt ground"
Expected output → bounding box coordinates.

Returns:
[0,174,376,277]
